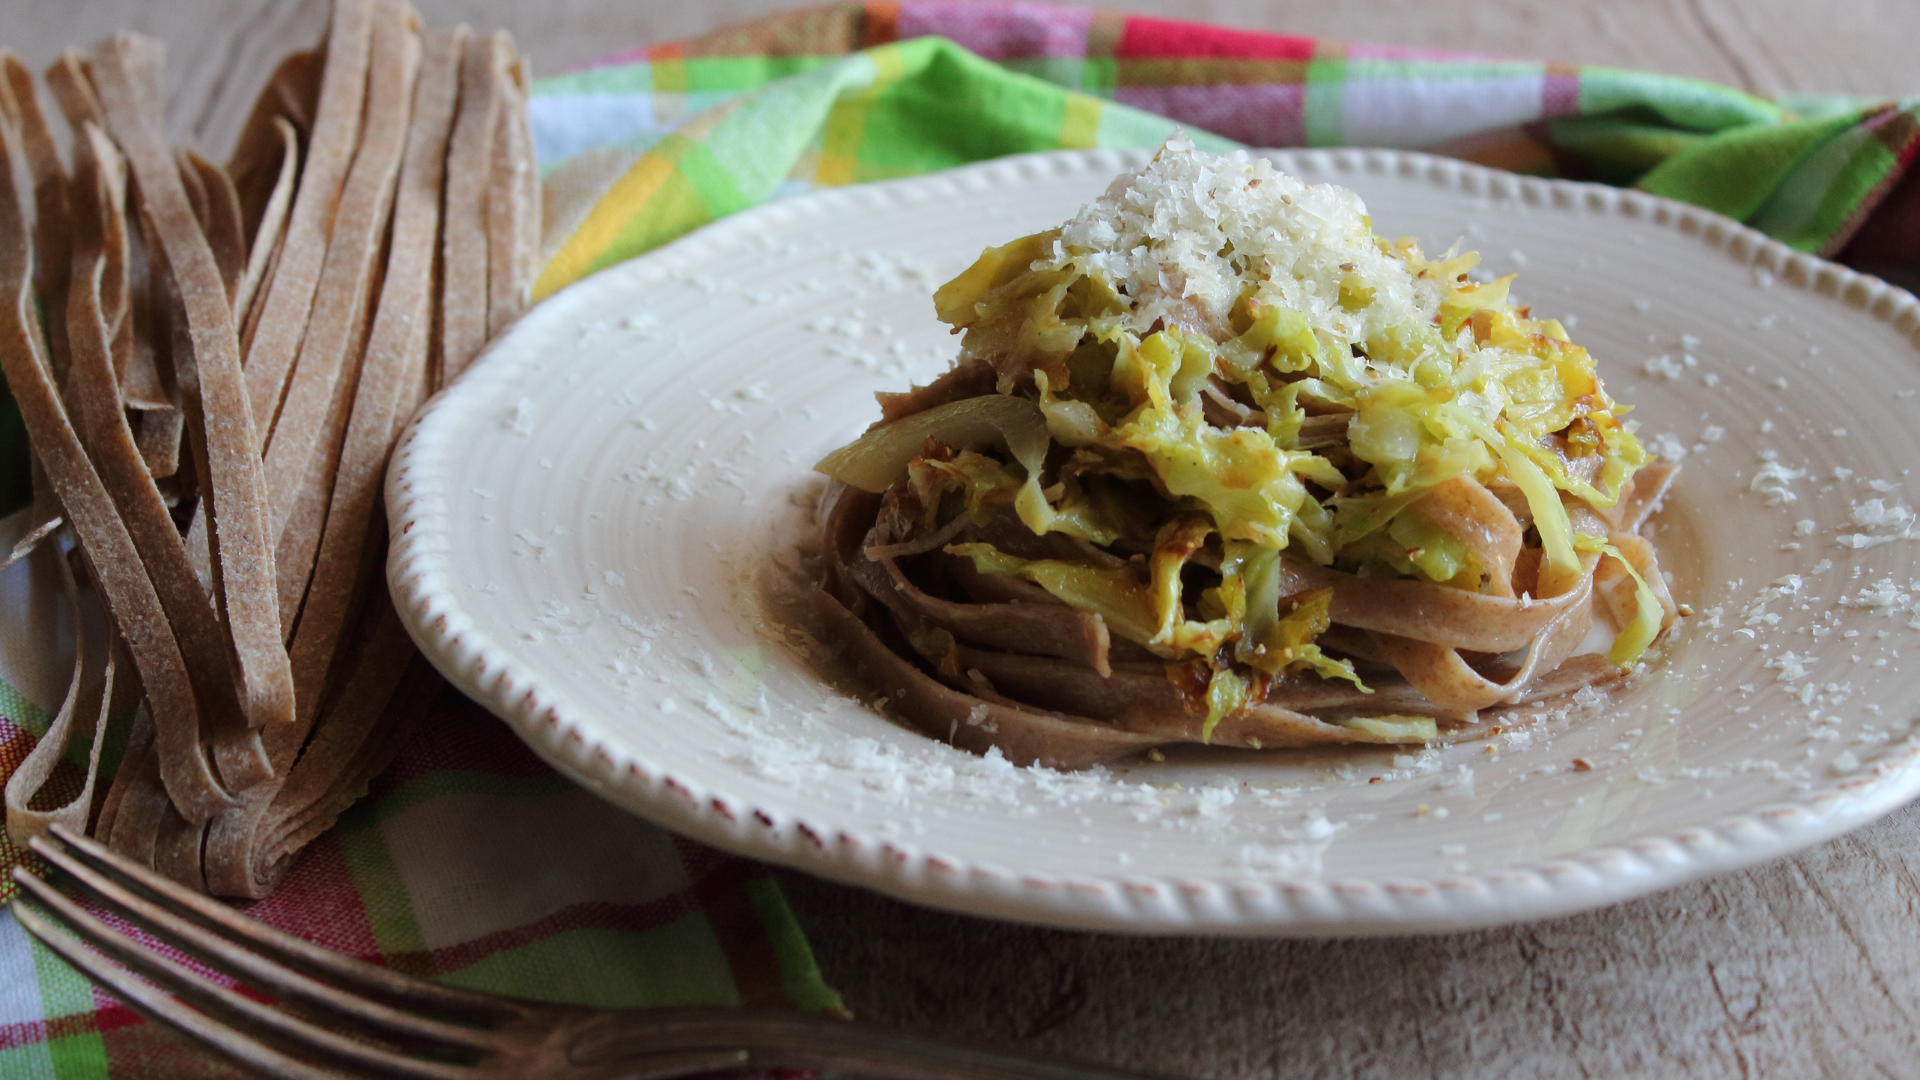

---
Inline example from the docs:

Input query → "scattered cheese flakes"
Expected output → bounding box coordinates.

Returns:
[1750,456,1806,506]
[1765,650,1811,682]
[1852,498,1915,530]
[506,397,535,436]
[1643,354,1684,380]
[1649,431,1688,462]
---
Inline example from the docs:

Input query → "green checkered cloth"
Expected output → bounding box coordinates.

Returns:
[527,2,1918,306]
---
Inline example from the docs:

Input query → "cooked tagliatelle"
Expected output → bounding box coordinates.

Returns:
[812,140,1683,770]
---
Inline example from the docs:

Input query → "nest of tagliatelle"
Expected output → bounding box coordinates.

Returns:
[811,142,1684,770]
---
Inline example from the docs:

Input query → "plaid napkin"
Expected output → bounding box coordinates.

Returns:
[530,1,1920,300]
[5,3,1920,1075]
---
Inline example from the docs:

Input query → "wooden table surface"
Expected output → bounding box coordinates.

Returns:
[14,2,1920,1077]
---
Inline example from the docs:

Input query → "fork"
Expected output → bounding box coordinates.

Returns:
[9,825,1177,1080]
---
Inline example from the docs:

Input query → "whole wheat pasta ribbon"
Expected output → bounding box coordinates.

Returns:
[1276,551,1600,656]
[3,0,526,891]
[91,35,295,735]
[259,0,420,625]
[811,590,1167,770]
[0,117,231,824]
[240,0,376,438]
[65,125,272,792]
[1,52,73,385]
[226,48,320,241]
[208,598,425,897]
[181,150,246,305]
[485,55,534,340]
[1366,582,1597,713]
[0,61,74,564]
[3,544,114,847]
[285,24,463,731]
[1408,474,1524,598]
[232,118,299,327]
[438,29,513,384]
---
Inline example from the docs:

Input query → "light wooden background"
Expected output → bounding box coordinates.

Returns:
[13,2,1920,1077]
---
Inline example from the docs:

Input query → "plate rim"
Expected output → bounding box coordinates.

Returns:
[387,146,1920,936]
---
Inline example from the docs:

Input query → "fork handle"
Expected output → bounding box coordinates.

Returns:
[564,1007,1179,1080]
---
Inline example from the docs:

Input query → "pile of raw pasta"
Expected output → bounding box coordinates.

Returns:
[0,0,536,897]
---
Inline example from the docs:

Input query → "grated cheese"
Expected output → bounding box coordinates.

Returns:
[1045,137,1431,356]
[1750,454,1806,506]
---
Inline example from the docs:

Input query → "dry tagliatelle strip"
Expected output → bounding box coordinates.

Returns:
[100,708,172,874]
[142,226,195,490]
[267,651,439,865]
[114,157,181,415]
[88,701,145,846]
[65,126,269,793]
[240,0,375,438]
[2,51,72,385]
[92,35,294,736]
[210,592,423,896]
[39,51,133,417]
[183,10,371,624]
[149,195,290,803]
[183,149,247,305]
[509,59,540,333]
[3,546,114,847]
[286,23,462,730]
[41,50,105,136]
[235,124,301,373]
[227,49,320,239]
[0,118,231,826]
[0,61,73,567]
[232,118,299,327]
[277,610,437,852]
[485,55,534,340]
[261,0,419,627]
[225,24,467,894]
[438,29,512,383]
[4,0,532,894]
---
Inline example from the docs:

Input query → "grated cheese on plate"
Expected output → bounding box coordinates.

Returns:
[1042,137,1439,358]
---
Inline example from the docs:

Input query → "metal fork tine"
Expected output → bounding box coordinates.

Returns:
[591,1050,753,1080]
[27,834,509,1056]
[12,869,474,1080]
[13,892,377,1080]
[41,823,523,1023]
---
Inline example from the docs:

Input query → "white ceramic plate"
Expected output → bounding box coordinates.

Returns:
[388,149,1920,936]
